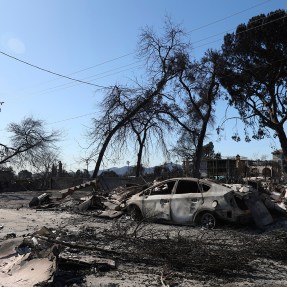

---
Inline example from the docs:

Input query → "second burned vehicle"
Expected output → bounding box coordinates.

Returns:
[125,177,252,228]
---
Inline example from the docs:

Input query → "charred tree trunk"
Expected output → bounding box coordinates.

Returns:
[135,127,148,177]
[135,145,144,177]
[92,132,114,178]
[92,78,168,178]
[192,118,209,178]
[275,126,287,173]
[192,72,218,178]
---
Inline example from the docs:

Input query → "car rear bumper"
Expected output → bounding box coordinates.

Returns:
[215,209,252,224]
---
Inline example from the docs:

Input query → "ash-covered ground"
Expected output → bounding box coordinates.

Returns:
[1,190,287,287]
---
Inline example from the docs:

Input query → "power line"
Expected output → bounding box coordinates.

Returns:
[6,10,282,103]
[45,54,287,128]
[34,15,287,127]
[48,0,272,85]
[1,0,281,128]
[0,0,273,92]
[62,0,273,80]
[6,61,143,104]
[187,0,272,34]
[3,60,286,133]
[47,112,98,125]
[0,51,109,89]
[66,52,135,76]
[193,14,287,50]
[5,7,281,99]
[191,9,285,46]
[37,10,287,98]
[37,63,143,96]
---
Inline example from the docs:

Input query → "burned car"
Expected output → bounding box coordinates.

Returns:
[126,177,251,228]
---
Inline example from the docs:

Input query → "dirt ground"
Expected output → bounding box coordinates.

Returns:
[1,190,287,287]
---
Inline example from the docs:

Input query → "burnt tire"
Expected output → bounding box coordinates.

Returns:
[200,212,216,229]
[128,205,143,221]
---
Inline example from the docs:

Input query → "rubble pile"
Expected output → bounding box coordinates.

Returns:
[29,178,287,230]
[28,180,147,219]
[223,180,287,228]
[0,228,57,286]
[0,225,118,287]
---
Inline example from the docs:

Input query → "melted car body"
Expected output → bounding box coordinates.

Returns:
[126,177,251,227]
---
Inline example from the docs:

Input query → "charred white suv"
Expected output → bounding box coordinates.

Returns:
[126,177,251,228]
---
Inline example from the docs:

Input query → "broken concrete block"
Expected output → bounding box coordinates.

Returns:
[32,226,53,237]
[77,196,93,211]
[29,193,50,208]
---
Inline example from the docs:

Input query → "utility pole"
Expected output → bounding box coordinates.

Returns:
[86,159,89,171]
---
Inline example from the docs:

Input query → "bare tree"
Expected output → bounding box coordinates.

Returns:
[179,51,221,177]
[0,117,61,168]
[88,86,152,178]
[160,50,221,177]
[171,127,199,162]
[129,108,171,177]
[89,19,221,178]
[138,19,221,177]
[31,149,60,189]
[89,20,187,178]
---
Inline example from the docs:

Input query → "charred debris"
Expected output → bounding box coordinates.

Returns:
[28,176,287,229]
[1,177,287,286]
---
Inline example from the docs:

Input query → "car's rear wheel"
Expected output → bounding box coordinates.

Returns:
[128,205,143,221]
[200,212,216,229]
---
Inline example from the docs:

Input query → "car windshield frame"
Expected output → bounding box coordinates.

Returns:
[144,180,177,196]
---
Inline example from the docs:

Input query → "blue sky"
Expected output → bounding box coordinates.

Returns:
[0,0,285,171]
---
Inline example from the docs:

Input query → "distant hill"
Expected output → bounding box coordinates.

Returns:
[98,162,181,176]
[98,166,129,176]
[98,165,153,176]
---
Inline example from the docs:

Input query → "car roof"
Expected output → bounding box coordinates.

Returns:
[155,177,233,189]
[155,177,218,185]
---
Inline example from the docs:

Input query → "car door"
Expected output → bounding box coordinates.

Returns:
[170,179,203,224]
[142,180,176,221]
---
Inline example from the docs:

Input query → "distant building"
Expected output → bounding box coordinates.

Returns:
[272,149,284,170]
[203,155,273,180]
[181,150,284,181]
[205,156,245,180]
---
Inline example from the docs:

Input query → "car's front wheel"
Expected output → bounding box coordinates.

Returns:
[128,205,143,221]
[200,212,216,229]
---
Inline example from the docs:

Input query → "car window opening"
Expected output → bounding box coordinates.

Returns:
[234,196,249,210]
[176,181,201,194]
[150,181,176,196]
